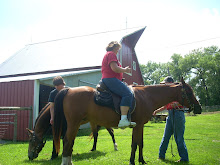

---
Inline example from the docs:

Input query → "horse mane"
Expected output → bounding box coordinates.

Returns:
[33,102,50,130]
[132,82,181,88]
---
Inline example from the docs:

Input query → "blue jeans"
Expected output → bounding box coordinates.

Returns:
[159,110,189,161]
[102,78,133,108]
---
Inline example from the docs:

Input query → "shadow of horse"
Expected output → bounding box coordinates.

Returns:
[73,151,107,161]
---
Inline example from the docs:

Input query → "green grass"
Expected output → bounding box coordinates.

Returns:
[0,112,220,165]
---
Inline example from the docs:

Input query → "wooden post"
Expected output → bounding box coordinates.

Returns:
[13,114,17,142]
[28,106,33,129]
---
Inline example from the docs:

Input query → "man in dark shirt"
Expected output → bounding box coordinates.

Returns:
[48,76,66,125]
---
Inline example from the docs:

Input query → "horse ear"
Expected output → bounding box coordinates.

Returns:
[26,128,33,137]
[180,77,185,84]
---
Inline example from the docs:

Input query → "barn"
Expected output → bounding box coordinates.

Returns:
[0,27,146,141]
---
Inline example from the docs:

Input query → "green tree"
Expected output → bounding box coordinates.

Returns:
[140,61,168,85]
[170,46,220,105]
[168,53,184,81]
[140,46,220,106]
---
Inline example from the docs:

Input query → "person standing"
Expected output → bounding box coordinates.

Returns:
[101,41,136,128]
[48,76,66,125]
[153,76,189,162]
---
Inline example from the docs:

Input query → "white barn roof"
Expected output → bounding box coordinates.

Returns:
[0,27,146,78]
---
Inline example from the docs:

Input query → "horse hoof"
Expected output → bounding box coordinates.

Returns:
[114,143,118,151]
[61,156,72,165]
[139,160,147,164]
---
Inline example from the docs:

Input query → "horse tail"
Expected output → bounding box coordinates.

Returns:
[53,88,69,154]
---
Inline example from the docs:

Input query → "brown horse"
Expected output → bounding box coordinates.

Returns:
[53,78,202,165]
[27,103,118,160]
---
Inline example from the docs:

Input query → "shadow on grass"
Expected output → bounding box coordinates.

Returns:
[22,156,62,164]
[73,151,107,161]
[22,151,106,164]
[158,159,190,165]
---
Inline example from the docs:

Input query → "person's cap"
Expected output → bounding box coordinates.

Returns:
[161,76,174,84]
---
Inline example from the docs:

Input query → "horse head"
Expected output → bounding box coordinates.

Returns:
[27,128,46,160]
[179,77,202,114]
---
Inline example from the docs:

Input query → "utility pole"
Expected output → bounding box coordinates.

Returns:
[126,17,127,33]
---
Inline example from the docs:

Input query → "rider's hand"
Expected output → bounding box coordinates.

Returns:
[125,66,131,73]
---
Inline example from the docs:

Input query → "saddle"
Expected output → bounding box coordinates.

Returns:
[94,80,136,121]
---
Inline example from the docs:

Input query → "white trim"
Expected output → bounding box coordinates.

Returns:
[0,69,101,83]
[33,79,40,127]
[133,61,136,71]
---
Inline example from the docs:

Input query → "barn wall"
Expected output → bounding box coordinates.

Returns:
[40,71,102,88]
[0,80,34,141]
[119,41,144,85]
[68,71,102,88]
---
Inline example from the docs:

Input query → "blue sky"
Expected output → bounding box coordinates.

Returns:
[0,0,220,64]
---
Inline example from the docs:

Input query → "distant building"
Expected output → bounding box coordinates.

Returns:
[0,27,146,141]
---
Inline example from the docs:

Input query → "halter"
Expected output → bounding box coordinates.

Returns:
[181,84,194,112]
[30,132,46,154]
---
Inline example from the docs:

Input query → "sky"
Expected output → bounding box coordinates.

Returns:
[0,0,220,65]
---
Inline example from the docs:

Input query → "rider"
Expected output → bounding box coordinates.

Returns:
[152,76,189,162]
[101,41,136,129]
[48,76,67,125]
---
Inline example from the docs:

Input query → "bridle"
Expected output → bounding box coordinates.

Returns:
[30,131,46,154]
[181,84,195,112]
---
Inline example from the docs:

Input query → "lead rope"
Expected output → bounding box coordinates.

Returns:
[171,102,181,157]
[171,109,175,157]
[171,102,183,157]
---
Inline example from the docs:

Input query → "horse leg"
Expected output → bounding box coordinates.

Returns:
[62,126,79,165]
[91,125,101,151]
[106,127,118,151]
[51,139,58,160]
[137,127,146,164]
[129,125,146,165]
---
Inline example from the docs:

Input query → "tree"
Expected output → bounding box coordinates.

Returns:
[140,46,220,106]
[182,46,220,105]
[168,54,184,81]
[140,61,168,85]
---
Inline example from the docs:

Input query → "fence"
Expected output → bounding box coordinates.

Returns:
[202,105,220,112]
[0,107,32,142]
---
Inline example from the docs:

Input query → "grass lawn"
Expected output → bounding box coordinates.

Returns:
[0,112,219,165]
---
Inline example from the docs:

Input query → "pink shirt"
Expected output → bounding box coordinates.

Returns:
[101,51,123,80]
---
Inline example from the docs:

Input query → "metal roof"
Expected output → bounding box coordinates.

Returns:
[0,27,146,78]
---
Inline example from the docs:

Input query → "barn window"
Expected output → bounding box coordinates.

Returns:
[133,61,136,71]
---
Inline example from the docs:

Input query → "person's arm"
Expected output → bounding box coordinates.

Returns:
[50,102,54,125]
[110,61,131,73]
[152,106,166,116]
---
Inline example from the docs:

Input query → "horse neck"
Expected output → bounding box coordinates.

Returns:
[143,85,180,110]
[34,108,51,139]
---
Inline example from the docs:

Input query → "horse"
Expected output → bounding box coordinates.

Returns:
[53,78,202,165]
[27,103,118,160]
